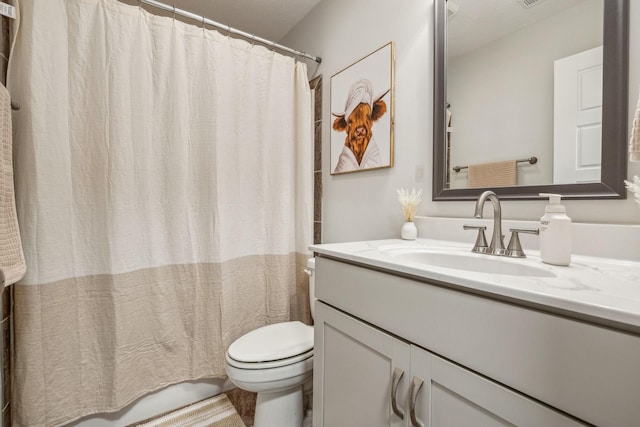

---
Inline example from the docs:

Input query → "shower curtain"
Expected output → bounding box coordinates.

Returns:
[8,0,312,425]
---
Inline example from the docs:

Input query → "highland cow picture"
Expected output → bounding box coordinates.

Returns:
[330,42,394,174]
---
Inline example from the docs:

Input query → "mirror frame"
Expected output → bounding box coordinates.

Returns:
[433,0,629,201]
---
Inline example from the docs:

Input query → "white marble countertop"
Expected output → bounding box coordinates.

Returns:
[310,239,640,330]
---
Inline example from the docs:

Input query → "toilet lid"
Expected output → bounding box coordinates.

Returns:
[228,321,314,363]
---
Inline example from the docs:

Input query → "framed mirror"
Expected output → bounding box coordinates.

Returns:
[433,0,629,200]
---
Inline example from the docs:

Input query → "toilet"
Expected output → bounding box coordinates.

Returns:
[225,258,316,427]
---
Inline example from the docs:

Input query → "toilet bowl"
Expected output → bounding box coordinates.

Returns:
[225,258,316,427]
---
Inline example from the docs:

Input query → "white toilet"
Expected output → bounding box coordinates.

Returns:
[225,258,316,427]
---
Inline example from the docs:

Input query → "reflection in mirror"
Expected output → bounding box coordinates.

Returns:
[433,0,629,200]
[448,0,603,189]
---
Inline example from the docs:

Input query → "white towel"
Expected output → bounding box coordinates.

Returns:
[630,85,640,162]
[0,83,25,285]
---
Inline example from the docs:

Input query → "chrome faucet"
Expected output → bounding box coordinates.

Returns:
[465,191,539,257]
[473,191,506,256]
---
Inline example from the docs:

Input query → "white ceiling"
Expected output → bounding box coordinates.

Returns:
[447,0,590,58]
[129,0,595,58]
[137,0,322,42]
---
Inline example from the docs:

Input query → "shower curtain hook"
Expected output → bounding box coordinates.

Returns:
[172,5,176,22]
[250,34,255,46]
[202,15,206,33]
[226,25,232,39]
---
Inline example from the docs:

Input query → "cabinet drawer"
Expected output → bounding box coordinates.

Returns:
[316,257,640,427]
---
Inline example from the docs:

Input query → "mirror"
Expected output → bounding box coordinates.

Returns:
[433,0,629,200]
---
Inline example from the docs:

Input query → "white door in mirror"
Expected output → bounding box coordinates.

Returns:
[553,46,603,184]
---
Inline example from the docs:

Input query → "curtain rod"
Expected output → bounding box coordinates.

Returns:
[139,0,322,64]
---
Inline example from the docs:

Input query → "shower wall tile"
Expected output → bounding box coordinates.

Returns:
[310,76,322,244]
[1,10,13,425]
[2,403,9,427]
[314,171,322,222]
[314,222,322,245]
[311,77,322,122]
[1,286,8,320]
[0,14,9,84]
[1,315,9,427]
[314,121,321,172]
[1,285,11,427]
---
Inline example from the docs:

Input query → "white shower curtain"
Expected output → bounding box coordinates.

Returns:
[8,0,312,425]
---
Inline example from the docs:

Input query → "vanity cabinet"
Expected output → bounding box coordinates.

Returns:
[315,302,583,427]
[312,257,640,427]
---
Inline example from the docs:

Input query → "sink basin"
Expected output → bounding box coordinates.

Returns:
[380,246,555,278]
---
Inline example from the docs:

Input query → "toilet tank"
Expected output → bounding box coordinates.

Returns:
[305,257,316,320]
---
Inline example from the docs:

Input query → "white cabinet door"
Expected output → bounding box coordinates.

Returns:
[409,346,586,427]
[313,302,410,427]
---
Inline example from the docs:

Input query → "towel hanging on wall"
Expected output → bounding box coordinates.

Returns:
[0,83,26,285]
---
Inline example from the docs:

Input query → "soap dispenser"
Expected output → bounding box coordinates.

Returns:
[539,193,571,266]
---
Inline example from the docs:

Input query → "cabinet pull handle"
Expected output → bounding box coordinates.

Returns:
[391,367,405,419]
[409,376,425,427]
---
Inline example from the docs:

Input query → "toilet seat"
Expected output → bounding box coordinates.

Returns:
[225,350,314,393]
[226,348,313,370]
[227,321,313,368]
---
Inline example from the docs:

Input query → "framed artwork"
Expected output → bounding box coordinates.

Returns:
[330,42,394,175]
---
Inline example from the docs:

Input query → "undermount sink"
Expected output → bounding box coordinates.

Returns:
[379,245,556,278]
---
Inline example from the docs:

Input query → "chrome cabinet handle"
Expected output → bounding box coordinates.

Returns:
[409,376,425,427]
[391,367,405,420]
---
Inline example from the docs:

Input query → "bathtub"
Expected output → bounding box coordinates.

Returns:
[66,378,233,426]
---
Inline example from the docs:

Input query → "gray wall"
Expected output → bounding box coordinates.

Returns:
[282,0,640,244]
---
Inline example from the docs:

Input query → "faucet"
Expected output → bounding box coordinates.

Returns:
[473,191,506,256]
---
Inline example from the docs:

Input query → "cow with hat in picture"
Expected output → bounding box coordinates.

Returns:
[332,79,390,173]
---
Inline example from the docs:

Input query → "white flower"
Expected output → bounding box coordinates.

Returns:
[625,175,640,209]
[397,188,422,222]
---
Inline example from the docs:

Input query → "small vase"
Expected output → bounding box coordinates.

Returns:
[401,221,417,240]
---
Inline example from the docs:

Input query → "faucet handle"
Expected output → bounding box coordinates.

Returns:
[463,224,488,253]
[506,228,539,258]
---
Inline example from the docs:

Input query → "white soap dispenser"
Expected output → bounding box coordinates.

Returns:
[539,193,571,266]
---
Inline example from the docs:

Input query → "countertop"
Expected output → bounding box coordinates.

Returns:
[310,239,640,331]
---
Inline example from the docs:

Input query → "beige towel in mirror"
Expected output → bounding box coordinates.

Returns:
[468,160,517,188]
